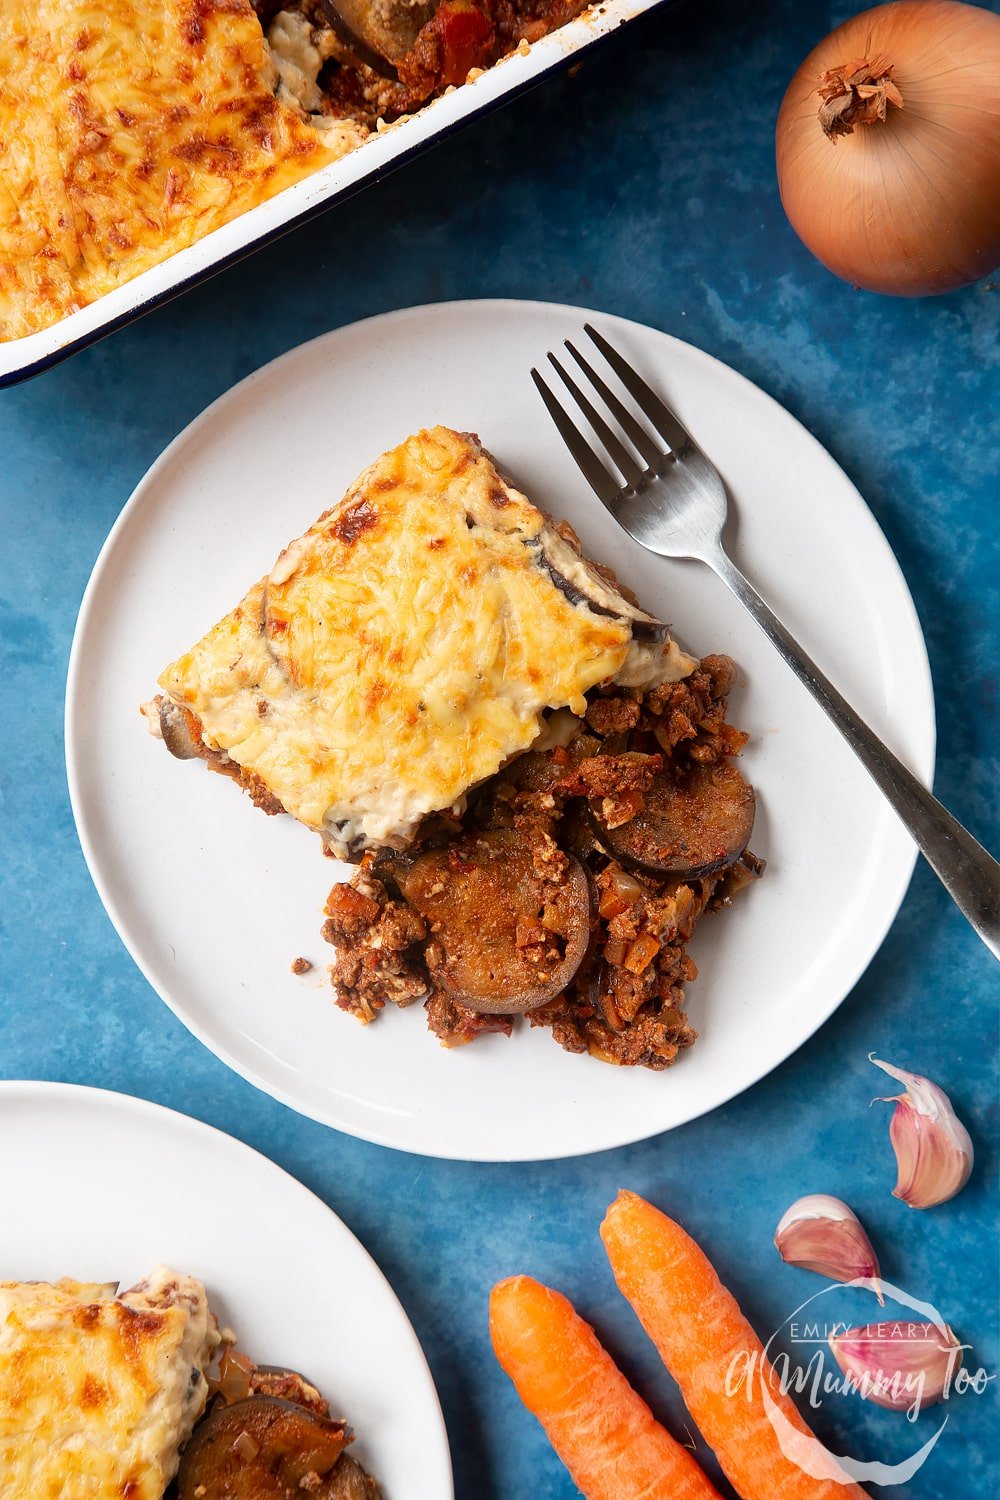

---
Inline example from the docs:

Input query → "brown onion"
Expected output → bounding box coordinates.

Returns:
[776,1,1000,295]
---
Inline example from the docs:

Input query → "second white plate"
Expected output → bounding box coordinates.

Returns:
[66,300,935,1160]
[0,1082,453,1496]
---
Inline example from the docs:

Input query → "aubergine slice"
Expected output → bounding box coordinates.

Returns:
[319,0,433,76]
[389,829,591,1014]
[320,1453,382,1499]
[534,528,667,643]
[177,1396,351,1499]
[591,762,755,880]
[250,1364,330,1416]
[710,847,767,906]
[155,698,206,761]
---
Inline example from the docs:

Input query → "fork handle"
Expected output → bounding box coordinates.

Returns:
[710,546,1000,960]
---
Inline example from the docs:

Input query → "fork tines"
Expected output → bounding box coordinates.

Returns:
[531,324,693,503]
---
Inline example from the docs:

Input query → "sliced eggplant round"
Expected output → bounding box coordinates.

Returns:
[156,699,205,761]
[319,0,431,76]
[390,830,591,1014]
[320,1452,381,1499]
[177,1395,350,1499]
[709,847,767,907]
[535,530,668,642]
[590,762,755,880]
[250,1364,329,1416]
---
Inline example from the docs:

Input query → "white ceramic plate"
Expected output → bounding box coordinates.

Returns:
[0,1081,453,1497]
[66,300,935,1161]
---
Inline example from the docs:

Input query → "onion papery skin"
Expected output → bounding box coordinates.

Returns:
[776,1,1000,296]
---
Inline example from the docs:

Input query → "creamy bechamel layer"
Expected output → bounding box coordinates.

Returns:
[0,1266,220,1499]
[154,427,695,853]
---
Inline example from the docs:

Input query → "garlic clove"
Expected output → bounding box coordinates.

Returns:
[774,1194,882,1302]
[829,1321,964,1414]
[870,1055,974,1209]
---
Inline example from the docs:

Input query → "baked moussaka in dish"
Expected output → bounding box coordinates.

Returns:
[0,1267,379,1499]
[0,0,365,342]
[146,426,763,1069]
[0,0,587,341]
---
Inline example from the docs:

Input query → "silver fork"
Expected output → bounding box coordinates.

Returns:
[533,324,1000,960]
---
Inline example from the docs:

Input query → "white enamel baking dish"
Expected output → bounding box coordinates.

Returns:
[0,0,668,386]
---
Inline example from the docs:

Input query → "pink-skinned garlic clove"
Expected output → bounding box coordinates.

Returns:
[870,1055,974,1209]
[774,1194,883,1302]
[829,1321,964,1414]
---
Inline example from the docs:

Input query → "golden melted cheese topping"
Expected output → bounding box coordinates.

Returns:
[0,1266,219,1499]
[0,0,366,341]
[159,427,694,851]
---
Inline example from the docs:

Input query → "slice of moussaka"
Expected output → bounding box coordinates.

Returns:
[0,1266,220,1499]
[145,426,697,859]
[0,0,366,341]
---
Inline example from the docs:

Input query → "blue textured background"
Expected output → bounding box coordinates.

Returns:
[1,0,997,1495]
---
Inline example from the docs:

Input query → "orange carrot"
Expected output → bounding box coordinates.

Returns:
[601,1191,869,1500]
[490,1274,722,1500]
